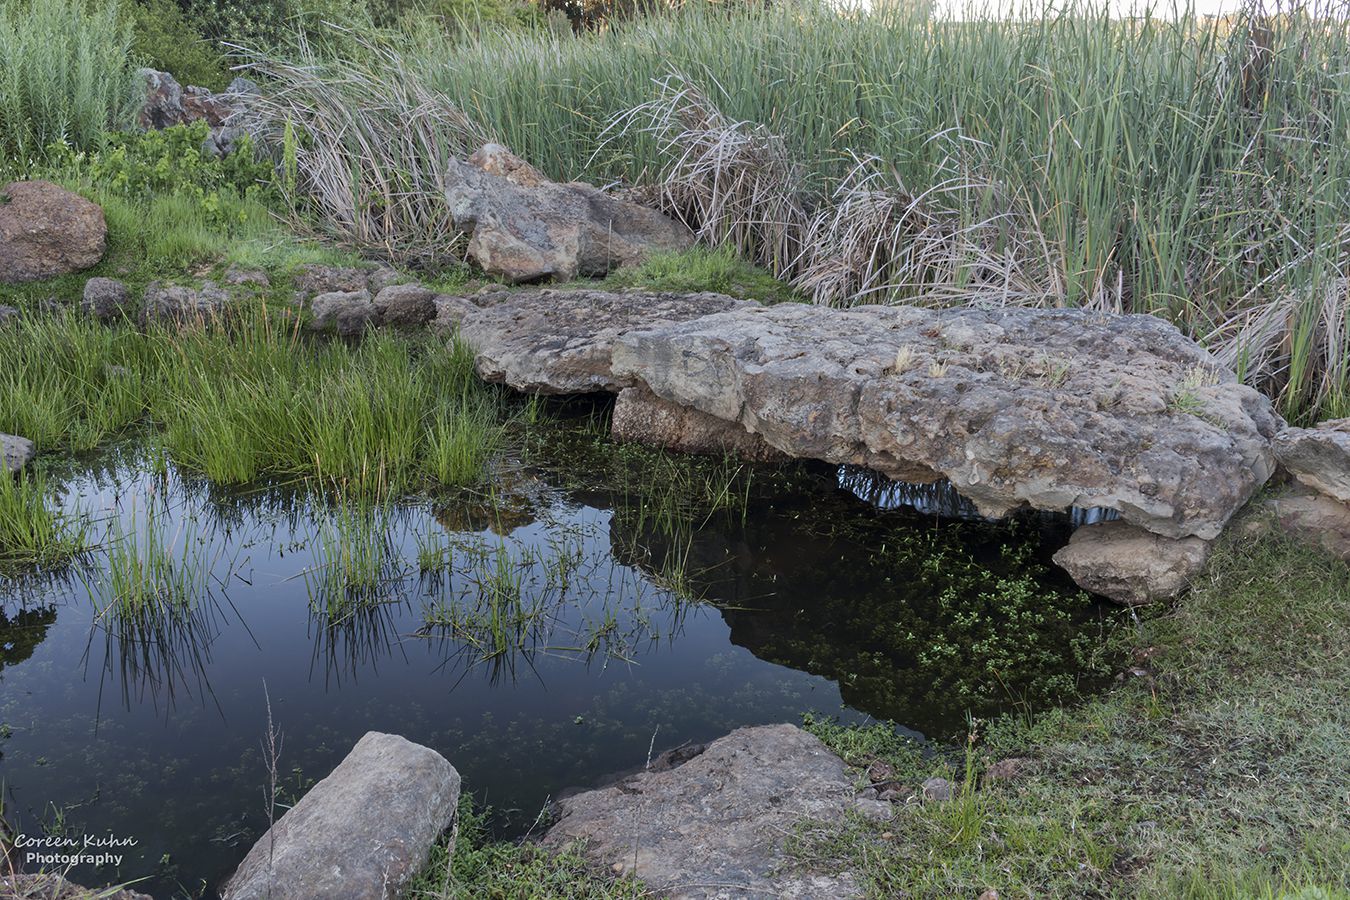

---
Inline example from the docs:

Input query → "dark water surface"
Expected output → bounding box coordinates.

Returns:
[0,418,1111,897]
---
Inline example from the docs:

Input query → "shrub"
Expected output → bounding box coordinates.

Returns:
[125,0,229,90]
[0,0,137,164]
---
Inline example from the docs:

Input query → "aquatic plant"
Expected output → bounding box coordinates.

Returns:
[305,499,402,621]
[94,499,212,622]
[0,473,87,569]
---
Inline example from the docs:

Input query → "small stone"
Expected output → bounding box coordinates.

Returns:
[877,785,913,803]
[858,787,878,801]
[3,434,35,475]
[853,797,895,822]
[978,889,1000,900]
[311,290,378,337]
[366,266,405,294]
[866,760,896,784]
[81,276,132,320]
[983,757,1031,786]
[373,283,436,327]
[295,264,368,298]
[0,305,19,327]
[921,777,954,802]
[223,265,270,288]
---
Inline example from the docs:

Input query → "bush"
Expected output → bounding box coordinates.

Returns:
[126,0,229,90]
[0,0,138,164]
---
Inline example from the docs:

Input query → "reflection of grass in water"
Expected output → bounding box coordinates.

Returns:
[0,472,87,570]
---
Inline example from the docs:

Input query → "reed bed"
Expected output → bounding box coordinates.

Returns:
[283,0,1345,422]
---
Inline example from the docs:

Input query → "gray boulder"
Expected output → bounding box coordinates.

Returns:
[81,277,131,320]
[1274,418,1350,504]
[445,143,692,283]
[1052,519,1212,604]
[373,283,436,327]
[222,265,270,288]
[0,305,19,327]
[295,264,369,298]
[221,732,459,900]
[143,282,230,324]
[311,289,379,336]
[455,288,748,394]
[1268,486,1350,562]
[3,434,35,475]
[0,181,106,283]
[613,385,786,461]
[543,724,860,899]
[612,303,1281,541]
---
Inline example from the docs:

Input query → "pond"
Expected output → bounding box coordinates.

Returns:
[0,407,1113,898]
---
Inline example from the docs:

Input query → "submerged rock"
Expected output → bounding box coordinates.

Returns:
[221,731,459,900]
[1052,520,1212,604]
[612,303,1281,540]
[310,289,378,336]
[81,276,132,320]
[1274,418,1350,504]
[455,288,749,394]
[445,143,693,283]
[542,723,861,899]
[3,434,35,475]
[0,181,106,283]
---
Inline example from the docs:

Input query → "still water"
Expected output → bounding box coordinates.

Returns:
[0,417,1110,897]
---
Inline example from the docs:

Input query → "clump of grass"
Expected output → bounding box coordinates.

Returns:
[602,245,802,303]
[93,500,209,622]
[0,472,87,568]
[305,499,401,621]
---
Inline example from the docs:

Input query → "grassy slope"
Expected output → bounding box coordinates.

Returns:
[796,525,1350,899]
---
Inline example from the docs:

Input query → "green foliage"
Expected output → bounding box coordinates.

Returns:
[403,795,650,899]
[602,246,803,303]
[0,0,137,163]
[0,472,87,569]
[798,530,1350,898]
[125,0,228,90]
[184,0,376,56]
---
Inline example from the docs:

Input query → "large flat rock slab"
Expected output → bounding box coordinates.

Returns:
[221,731,459,900]
[543,724,860,899]
[613,304,1281,540]
[454,288,750,394]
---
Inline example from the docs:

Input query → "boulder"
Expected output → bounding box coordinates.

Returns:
[221,732,459,900]
[444,143,692,283]
[222,265,270,288]
[1052,519,1211,604]
[0,305,19,327]
[1274,418,1350,504]
[543,724,860,899]
[612,304,1281,540]
[1269,486,1350,562]
[3,434,35,475]
[455,288,748,394]
[0,181,106,283]
[295,264,369,298]
[143,281,229,324]
[373,283,436,327]
[137,68,185,130]
[137,69,256,132]
[613,385,787,461]
[80,276,132,320]
[367,266,406,294]
[311,289,378,336]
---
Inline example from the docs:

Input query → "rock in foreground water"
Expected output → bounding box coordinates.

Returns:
[221,731,459,900]
[613,303,1281,541]
[543,723,861,899]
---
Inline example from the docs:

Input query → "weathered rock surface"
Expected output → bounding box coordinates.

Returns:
[0,181,106,283]
[0,874,152,900]
[1052,519,1212,604]
[1269,486,1350,562]
[0,304,18,327]
[143,281,229,324]
[456,288,749,394]
[613,304,1281,540]
[3,434,35,475]
[221,731,459,900]
[81,276,132,320]
[445,143,692,283]
[543,724,860,899]
[295,264,370,298]
[613,385,787,460]
[374,283,436,327]
[310,289,378,336]
[137,69,259,157]
[1274,418,1350,504]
